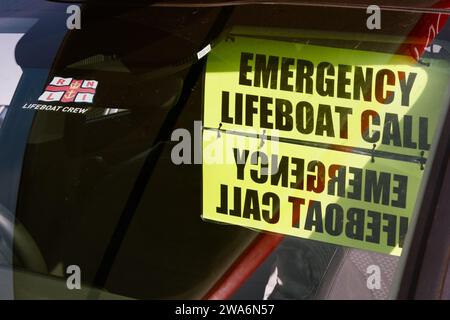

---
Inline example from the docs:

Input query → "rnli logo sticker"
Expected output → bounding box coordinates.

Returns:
[38,77,98,103]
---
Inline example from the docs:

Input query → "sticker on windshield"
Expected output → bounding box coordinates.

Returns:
[38,76,97,103]
[202,32,450,256]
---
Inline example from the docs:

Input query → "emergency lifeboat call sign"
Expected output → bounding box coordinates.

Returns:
[202,31,450,255]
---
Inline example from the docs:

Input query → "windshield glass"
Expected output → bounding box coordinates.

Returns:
[1,0,449,300]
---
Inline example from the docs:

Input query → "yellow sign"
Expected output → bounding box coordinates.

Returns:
[202,31,450,255]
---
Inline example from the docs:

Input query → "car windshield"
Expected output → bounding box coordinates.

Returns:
[0,0,450,300]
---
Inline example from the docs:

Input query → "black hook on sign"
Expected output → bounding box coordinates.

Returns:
[419,150,426,170]
[418,59,431,67]
[371,144,376,163]
[225,35,235,42]
[259,129,267,149]
[217,123,222,138]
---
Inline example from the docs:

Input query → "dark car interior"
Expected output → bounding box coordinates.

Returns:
[10,4,258,299]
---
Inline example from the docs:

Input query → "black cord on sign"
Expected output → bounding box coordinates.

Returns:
[91,6,234,290]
